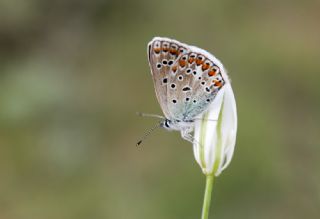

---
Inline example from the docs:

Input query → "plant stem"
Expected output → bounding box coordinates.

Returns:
[201,174,215,219]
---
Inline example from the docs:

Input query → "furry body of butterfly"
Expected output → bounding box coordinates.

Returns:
[147,37,230,142]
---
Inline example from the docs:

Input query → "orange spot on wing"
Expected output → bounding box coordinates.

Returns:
[179,60,186,67]
[170,49,177,55]
[188,58,195,64]
[213,79,222,87]
[202,64,209,71]
[154,48,161,53]
[172,66,177,73]
[208,69,216,77]
[196,59,204,65]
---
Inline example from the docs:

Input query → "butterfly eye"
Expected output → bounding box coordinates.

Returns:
[156,63,162,69]
[172,99,177,104]
[193,71,197,75]
[190,53,196,58]
[168,60,174,66]
[205,87,211,93]
[201,81,206,85]
[193,100,197,103]
[170,83,176,89]
[178,75,183,81]
[185,97,190,102]
[206,99,211,102]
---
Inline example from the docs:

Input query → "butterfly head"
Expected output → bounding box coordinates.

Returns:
[160,119,173,130]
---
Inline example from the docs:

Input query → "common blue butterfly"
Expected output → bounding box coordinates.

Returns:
[144,37,229,143]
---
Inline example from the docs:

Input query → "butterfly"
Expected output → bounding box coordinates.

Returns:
[146,37,229,143]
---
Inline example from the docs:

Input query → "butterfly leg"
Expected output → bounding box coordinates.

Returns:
[180,127,194,143]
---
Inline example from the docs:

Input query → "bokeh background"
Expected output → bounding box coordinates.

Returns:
[1,0,319,218]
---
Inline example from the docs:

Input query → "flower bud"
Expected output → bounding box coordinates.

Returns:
[193,83,237,176]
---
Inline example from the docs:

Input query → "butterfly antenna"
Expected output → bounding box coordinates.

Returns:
[136,112,165,119]
[136,121,162,146]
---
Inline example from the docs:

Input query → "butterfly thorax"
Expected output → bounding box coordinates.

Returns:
[161,118,194,131]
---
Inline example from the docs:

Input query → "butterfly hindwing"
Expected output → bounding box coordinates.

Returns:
[167,51,225,121]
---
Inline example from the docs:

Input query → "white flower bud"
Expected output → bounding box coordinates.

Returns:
[193,83,237,176]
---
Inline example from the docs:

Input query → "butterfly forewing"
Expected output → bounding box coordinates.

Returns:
[147,38,189,119]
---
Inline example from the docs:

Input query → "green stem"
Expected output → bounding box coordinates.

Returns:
[201,174,215,219]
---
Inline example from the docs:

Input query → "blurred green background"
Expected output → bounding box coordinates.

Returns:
[0,0,319,218]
